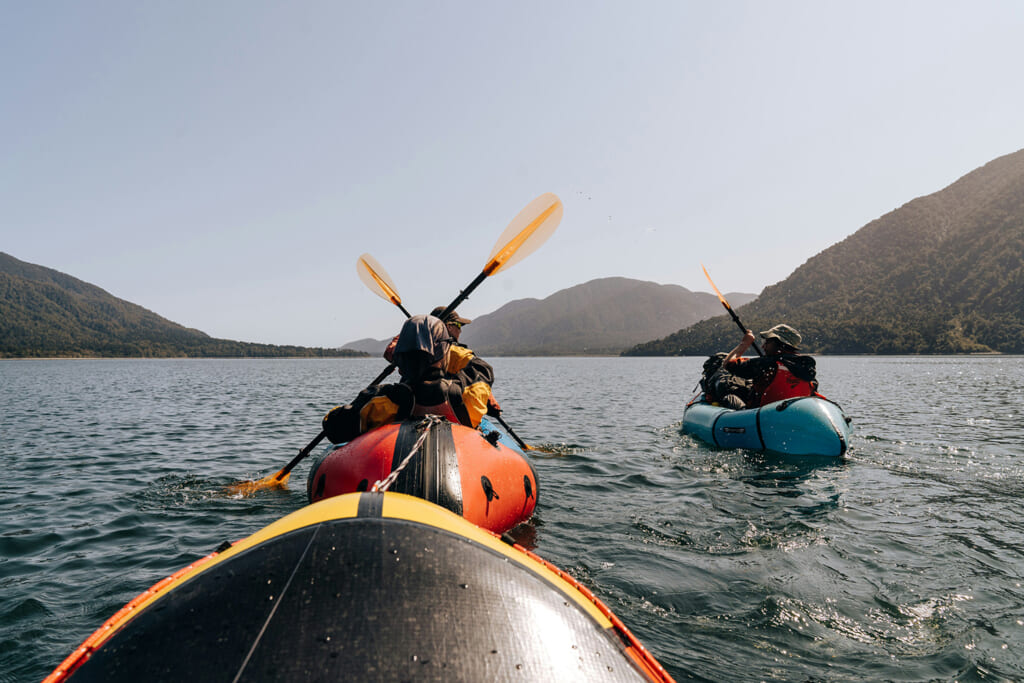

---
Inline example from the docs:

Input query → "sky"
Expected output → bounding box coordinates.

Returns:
[3,1,1024,347]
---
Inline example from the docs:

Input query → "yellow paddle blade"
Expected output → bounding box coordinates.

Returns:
[484,193,563,276]
[701,263,732,310]
[224,470,290,496]
[357,253,402,306]
[523,443,561,454]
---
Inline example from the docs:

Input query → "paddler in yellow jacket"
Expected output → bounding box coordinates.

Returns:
[324,309,498,445]
[391,308,497,429]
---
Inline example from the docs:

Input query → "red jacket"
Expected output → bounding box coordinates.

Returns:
[725,354,817,407]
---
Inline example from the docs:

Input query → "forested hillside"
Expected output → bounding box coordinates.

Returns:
[626,148,1024,355]
[0,253,366,358]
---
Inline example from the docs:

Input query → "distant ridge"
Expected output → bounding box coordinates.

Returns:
[625,147,1024,355]
[0,252,367,358]
[458,277,756,355]
[341,337,391,356]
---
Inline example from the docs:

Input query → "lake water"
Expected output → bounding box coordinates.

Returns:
[3,356,1024,682]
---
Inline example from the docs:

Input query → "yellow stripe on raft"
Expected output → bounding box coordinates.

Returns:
[80,492,612,653]
[75,495,361,650]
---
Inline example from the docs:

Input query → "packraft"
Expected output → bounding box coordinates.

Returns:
[682,394,852,458]
[307,414,537,534]
[45,492,674,682]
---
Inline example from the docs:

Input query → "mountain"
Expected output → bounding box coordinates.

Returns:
[456,277,757,355]
[341,337,391,355]
[625,148,1024,356]
[0,253,367,358]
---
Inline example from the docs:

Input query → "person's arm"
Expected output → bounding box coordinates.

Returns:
[448,348,495,387]
[383,335,399,362]
[444,352,496,428]
[724,330,756,365]
[460,382,492,428]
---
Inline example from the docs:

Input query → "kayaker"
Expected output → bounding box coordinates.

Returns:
[395,310,499,428]
[382,308,473,367]
[429,305,472,349]
[722,324,818,407]
[323,312,497,444]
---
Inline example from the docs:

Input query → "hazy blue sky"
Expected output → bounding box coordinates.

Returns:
[4,1,1023,346]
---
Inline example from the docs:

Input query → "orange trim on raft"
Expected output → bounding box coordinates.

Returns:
[510,542,676,683]
[42,549,226,683]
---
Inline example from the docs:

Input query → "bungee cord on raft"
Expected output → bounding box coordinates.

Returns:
[371,415,443,493]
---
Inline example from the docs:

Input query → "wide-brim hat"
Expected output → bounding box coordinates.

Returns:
[760,324,802,350]
[430,306,472,326]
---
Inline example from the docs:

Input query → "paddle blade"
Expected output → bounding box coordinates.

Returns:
[224,470,290,496]
[485,193,563,276]
[357,253,402,307]
[701,263,731,310]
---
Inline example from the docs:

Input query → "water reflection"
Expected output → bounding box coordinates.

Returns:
[740,451,848,488]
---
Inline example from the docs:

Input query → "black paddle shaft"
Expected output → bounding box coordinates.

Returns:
[276,429,326,480]
[490,411,529,451]
[439,270,487,322]
[722,303,763,357]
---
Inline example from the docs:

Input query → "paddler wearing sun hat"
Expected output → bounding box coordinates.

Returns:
[381,306,498,423]
[323,308,497,444]
[721,323,819,407]
[407,307,498,427]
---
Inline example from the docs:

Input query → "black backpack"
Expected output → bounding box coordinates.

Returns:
[699,353,728,395]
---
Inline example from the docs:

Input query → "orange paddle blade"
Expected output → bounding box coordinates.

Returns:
[224,470,290,496]
[701,263,732,310]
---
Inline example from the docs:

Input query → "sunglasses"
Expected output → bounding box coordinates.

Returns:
[448,321,463,329]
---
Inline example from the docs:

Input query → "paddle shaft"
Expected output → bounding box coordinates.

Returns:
[268,282,471,481]
[277,288,462,480]
[438,270,487,325]
[274,429,326,481]
[277,266,507,480]
[703,264,763,357]
[721,302,763,357]
[489,411,530,451]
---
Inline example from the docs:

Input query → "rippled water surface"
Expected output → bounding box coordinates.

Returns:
[3,356,1024,682]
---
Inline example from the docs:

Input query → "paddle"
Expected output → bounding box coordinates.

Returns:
[357,253,410,317]
[357,253,541,452]
[226,193,563,495]
[226,431,325,495]
[489,411,547,452]
[702,263,763,356]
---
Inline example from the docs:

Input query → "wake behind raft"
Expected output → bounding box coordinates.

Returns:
[45,492,674,682]
[306,414,538,535]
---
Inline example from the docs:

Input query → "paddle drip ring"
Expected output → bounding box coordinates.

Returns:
[371,415,444,492]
